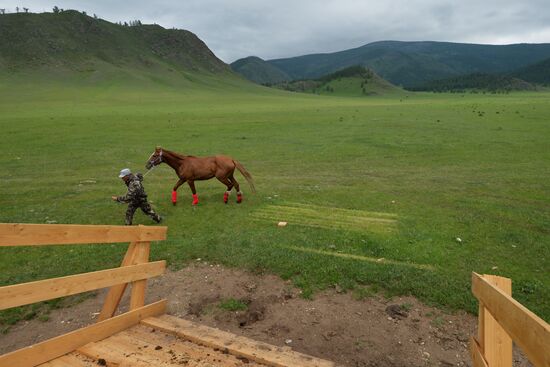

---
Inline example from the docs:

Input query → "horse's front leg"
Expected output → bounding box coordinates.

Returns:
[172,178,186,205]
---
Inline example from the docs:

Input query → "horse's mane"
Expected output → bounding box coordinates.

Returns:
[165,149,196,159]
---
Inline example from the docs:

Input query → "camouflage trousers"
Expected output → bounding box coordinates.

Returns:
[125,200,161,225]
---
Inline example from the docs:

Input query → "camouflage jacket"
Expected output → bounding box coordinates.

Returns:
[117,173,147,203]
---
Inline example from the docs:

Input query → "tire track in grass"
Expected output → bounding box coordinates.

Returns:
[281,245,434,270]
[247,203,431,268]
[250,202,397,233]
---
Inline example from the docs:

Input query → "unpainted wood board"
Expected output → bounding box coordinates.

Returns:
[0,300,166,367]
[0,261,165,310]
[0,223,166,246]
[469,337,489,367]
[124,324,267,366]
[472,272,550,367]
[97,242,137,322]
[142,314,336,367]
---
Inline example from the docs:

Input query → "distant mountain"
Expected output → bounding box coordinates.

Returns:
[412,73,536,92]
[274,65,402,96]
[510,57,550,85]
[230,56,290,84]
[257,41,550,88]
[0,10,230,79]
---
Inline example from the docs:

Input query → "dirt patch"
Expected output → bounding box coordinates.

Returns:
[0,262,531,367]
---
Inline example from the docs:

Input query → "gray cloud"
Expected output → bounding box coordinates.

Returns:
[2,0,549,62]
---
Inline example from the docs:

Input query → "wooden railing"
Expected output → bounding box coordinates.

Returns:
[0,223,168,367]
[471,273,550,367]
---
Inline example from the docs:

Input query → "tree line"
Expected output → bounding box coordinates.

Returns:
[410,73,535,93]
[0,7,30,14]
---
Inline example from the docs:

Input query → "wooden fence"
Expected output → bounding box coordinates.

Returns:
[471,273,550,367]
[0,223,168,366]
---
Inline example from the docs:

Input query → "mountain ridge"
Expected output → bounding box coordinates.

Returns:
[232,40,550,87]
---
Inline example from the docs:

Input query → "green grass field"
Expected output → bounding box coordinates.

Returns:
[1,75,549,329]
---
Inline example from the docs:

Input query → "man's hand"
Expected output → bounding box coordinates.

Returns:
[111,196,118,201]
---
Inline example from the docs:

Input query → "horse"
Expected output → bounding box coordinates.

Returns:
[145,146,255,205]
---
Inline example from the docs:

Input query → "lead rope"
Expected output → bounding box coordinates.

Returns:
[142,164,156,177]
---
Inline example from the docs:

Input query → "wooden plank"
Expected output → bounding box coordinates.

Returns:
[481,275,512,367]
[78,341,152,367]
[142,314,336,367]
[55,353,98,366]
[0,261,166,311]
[469,337,489,367]
[0,223,167,247]
[39,353,96,367]
[130,241,150,310]
[123,325,265,366]
[78,342,151,367]
[97,242,137,321]
[472,272,550,367]
[38,358,74,367]
[0,300,167,367]
[477,303,485,352]
[78,336,177,367]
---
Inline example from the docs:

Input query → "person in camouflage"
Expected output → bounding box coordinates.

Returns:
[111,168,162,225]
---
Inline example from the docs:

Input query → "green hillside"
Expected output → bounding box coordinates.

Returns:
[263,41,550,88]
[511,57,550,85]
[230,56,290,84]
[413,73,537,93]
[0,10,231,84]
[275,65,403,96]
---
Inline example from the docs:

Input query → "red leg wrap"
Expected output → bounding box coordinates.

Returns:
[172,190,177,205]
[192,194,199,205]
[223,192,229,203]
[237,193,243,203]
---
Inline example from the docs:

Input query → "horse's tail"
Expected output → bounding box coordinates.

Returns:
[234,160,256,193]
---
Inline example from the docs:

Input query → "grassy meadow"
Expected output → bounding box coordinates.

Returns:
[1,74,549,328]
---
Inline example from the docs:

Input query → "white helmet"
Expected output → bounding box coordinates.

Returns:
[118,168,131,178]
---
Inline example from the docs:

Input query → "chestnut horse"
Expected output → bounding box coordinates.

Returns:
[145,147,255,205]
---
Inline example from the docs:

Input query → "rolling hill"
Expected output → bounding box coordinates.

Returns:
[233,41,550,88]
[412,57,550,92]
[274,65,403,96]
[230,56,290,85]
[510,57,550,85]
[0,10,233,85]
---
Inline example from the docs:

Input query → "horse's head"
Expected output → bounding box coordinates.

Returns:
[146,146,163,169]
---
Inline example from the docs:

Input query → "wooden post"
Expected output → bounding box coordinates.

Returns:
[478,302,485,350]
[129,241,150,310]
[481,275,513,367]
[97,242,138,321]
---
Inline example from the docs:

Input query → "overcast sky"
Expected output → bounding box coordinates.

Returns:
[3,0,550,63]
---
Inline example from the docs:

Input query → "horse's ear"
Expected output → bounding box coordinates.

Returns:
[155,146,161,152]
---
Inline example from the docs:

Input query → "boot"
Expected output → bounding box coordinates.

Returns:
[223,191,230,204]
[192,194,199,205]
[237,191,243,204]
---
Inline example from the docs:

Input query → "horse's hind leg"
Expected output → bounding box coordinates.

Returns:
[229,173,243,203]
[188,180,199,205]
[216,176,234,204]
